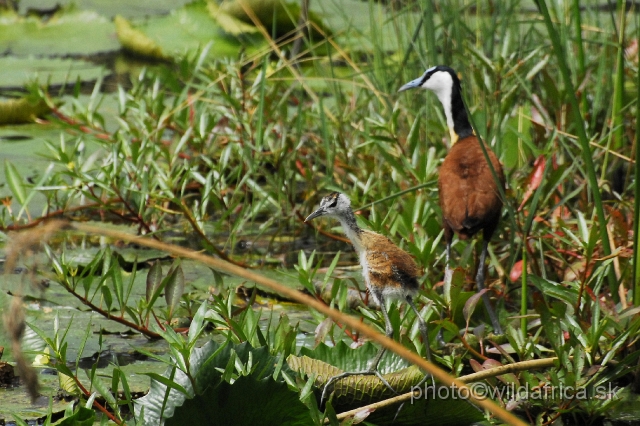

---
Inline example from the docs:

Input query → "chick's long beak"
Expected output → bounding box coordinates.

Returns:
[304,208,325,222]
[398,77,423,93]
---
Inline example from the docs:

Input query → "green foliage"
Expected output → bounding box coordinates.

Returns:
[3,0,640,424]
[56,406,96,426]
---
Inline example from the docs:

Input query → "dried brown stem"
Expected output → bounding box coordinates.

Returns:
[0,198,122,232]
[63,283,160,339]
[73,374,123,424]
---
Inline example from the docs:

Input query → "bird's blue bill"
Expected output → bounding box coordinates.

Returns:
[304,208,325,222]
[398,77,423,92]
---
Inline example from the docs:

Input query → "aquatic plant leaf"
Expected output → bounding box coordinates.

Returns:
[113,2,262,60]
[0,97,50,125]
[289,348,484,425]
[56,405,95,426]
[463,289,488,329]
[4,160,27,206]
[164,263,185,319]
[287,353,422,401]
[0,57,106,89]
[207,1,259,35]
[134,341,217,425]
[300,341,410,374]
[134,341,298,425]
[166,374,312,426]
[114,15,168,60]
[146,261,162,303]
[0,10,117,57]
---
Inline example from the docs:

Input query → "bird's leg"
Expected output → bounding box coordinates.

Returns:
[368,297,394,370]
[406,296,433,389]
[406,296,431,362]
[320,293,398,405]
[476,240,502,334]
[437,239,453,347]
[444,240,453,285]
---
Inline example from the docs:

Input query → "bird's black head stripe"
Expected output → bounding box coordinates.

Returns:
[326,192,340,207]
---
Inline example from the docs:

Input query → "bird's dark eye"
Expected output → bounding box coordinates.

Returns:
[328,198,338,208]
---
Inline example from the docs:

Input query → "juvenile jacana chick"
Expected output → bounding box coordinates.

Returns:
[399,66,504,334]
[305,192,431,399]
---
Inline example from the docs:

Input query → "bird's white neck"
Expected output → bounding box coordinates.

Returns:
[336,213,365,253]
[423,70,476,145]
[432,85,458,145]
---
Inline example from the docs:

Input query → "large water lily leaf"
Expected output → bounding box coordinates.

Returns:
[291,342,484,425]
[292,342,422,407]
[214,0,422,53]
[288,353,423,402]
[207,1,260,36]
[114,2,265,61]
[134,341,217,425]
[300,341,411,374]
[135,340,305,426]
[18,0,193,19]
[309,0,423,52]
[0,57,106,89]
[288,356,485,425]
[0,372,67,422]
[114,15,168,61]
[217,0,326,36]
[0,10,118,57]
[166,374,311,426]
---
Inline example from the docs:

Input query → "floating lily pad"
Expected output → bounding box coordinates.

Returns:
[310,0,423,53]
[115,2,265,61]
[136,341,312,426]
[0,10,118,57]
[0,57,107,89]
[293,342,485,424]
[0,372,68,422]
[19,0,195,19]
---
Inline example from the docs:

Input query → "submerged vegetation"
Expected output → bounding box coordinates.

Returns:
[0,0,639,424]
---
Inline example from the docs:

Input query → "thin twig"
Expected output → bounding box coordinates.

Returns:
[0,198,121,231]
[63,282,160,339]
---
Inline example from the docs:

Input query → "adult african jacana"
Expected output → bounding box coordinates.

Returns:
[399,65,504,334]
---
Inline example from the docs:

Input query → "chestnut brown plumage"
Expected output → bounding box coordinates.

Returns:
[399,65,504,334]
[305,192,431,402]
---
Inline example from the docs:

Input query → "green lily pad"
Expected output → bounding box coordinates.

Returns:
[0,57,106,89]
[0,10,118,57]
[292,342,485,424]
[135,340,311,426]
[19,0,194,19]
[309,0,423,52]
[301,341,411,374]
[114,2,265,61]
[0,370,67,422]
